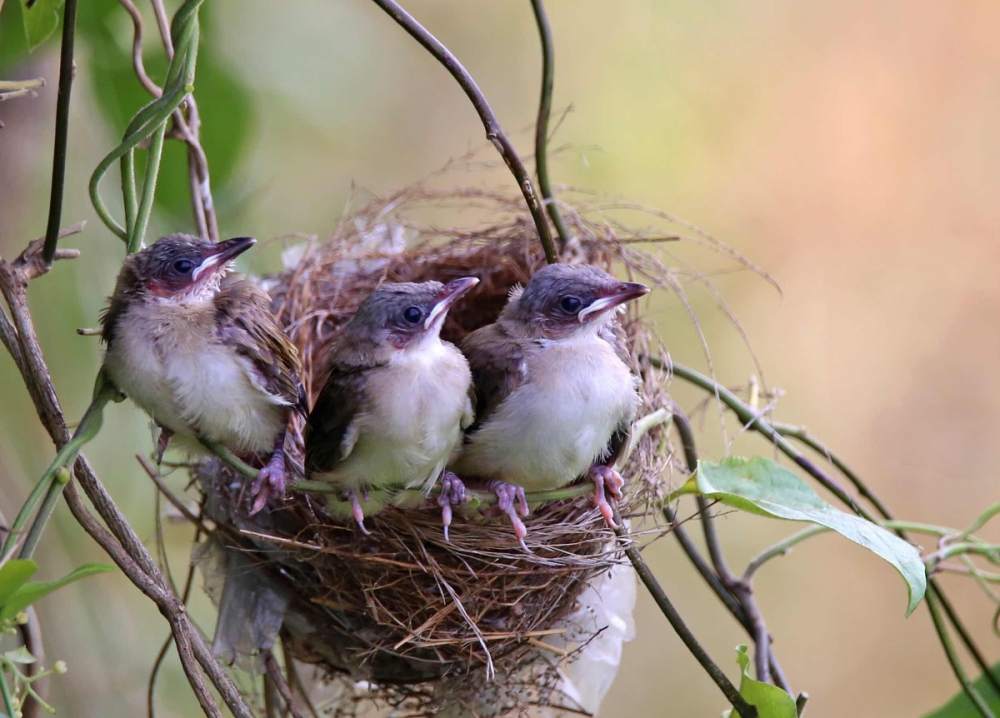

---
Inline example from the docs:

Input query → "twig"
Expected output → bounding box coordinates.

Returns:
[612,505,756,717]
[19,607,46,718]
[743,526,829,582]
[368,0,558,264]
[673,408,788,691]
[529,0,570,249]
[926,590,996,718]
[41,0,79,265]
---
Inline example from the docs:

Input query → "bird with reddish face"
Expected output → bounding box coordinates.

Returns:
[452,264,649,548]
[101,234,307,514]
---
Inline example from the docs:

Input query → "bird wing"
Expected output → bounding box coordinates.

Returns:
[461,322,528,435]
[303,362,370,475]
[214,280,308,415]
[599,319,637,468]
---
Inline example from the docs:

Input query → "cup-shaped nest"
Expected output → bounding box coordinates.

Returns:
[195,185,691,716]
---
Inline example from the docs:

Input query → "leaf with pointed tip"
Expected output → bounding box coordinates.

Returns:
[3,646,36,664]
[721,645,798,718]
[0,563,115,622]
[697,457,926,616]
[19,0,62,50]
[0,559,38,608]
[921,661,1000,717]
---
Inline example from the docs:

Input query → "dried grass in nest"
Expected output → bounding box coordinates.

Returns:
[194,179,740,716]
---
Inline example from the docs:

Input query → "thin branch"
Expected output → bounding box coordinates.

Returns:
[926,590,996,718]
[368,0,558,264]
[529,0,570,249]
[41,0,79,264]
[612,505,757,717]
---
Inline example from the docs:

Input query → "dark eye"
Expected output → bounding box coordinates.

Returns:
[560,296,582,313]
[403,306,423,324]
[174,259,194,274]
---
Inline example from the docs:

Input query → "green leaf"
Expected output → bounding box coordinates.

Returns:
[3,646,36,664]
[922,661,1000,717]
[19,0,63,50]
[724,645,798,718]
[697,457,927,615]
[0,559,38,607]
[0,563,115,622]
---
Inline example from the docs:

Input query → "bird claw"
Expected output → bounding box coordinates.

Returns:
[250,452,287,516]
[488,481,531,552]
[349,490,371,535]
[154,426,174,465]
[436,471,467,542]
[587,465,624,529]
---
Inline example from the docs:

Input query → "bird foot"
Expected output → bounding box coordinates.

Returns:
[348,490,371,535]
[587,464,624,529]
[487,480,531,552]
[436,471,467,542]
[250,451,287,516]
[154,426,174,465]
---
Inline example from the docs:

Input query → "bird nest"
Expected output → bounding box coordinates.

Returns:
[192,180,716,716]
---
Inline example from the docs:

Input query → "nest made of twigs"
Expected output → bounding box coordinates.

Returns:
[193,176,744,716]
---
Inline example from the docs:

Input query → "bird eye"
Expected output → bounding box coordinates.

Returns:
[403,306,423,324]
[560,296,582,313]
[174,259,195,274]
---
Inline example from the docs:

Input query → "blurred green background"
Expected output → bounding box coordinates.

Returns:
[2,0,999,716]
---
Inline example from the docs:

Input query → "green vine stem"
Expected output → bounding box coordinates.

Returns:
[529,0,571,249]
[926,590,997,718]
[0,667,16,718]
[40,0,79,265]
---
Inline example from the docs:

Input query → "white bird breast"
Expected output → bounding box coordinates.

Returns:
[104,300,287,454]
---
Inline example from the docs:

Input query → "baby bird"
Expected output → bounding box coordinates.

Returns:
[101,234,306,514]
[304,278,478,536]
[452,264,649,543]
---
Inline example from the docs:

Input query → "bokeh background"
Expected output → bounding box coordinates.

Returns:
[2,0,999,716]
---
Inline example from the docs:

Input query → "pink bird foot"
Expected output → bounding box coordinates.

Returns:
[349,490,371,535]
[250,450,287,515]
[587,464,625,529]
[155,426,174,465]
[436,471,467,542]
[487,480,530,552]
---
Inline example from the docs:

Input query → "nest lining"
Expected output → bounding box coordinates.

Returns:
[195,183,692,716]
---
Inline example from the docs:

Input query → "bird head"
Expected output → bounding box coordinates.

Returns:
[345,277,479,352]
[504,264,649,339]
[119,234,256,304]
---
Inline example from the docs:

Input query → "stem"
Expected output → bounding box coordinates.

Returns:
[529,0,570,249]
[612,506,756,717]
[960,499,1000,542]
[742,525,829,582]
[926,590,996,718]
[129,122,167,253]
[121,149,138,238]
[368,0,558,264]
[17,468,70,560]
[0,668,16,718]
[40,0,79,265]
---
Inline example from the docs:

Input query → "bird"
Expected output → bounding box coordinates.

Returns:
[451,263,649,545]
[304,278,478,537]
[101,233,307,514]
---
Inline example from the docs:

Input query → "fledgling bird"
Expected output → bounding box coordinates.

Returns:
[304,278,478,536]
[452,264,649,544]
[101,234,307,514]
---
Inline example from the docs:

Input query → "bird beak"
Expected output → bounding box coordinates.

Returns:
[424,276,480,330]
[578,281,650,323]
[192,237,256,281]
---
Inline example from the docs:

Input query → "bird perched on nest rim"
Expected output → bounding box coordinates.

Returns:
[304,278,478,537]
[451,263,649,547]
[101,234,307,515]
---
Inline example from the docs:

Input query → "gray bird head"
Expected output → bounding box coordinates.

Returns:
[117,234,256,303]
[343,277,479,351]
[503,264,649,339]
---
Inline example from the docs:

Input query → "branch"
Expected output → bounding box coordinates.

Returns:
[368,0,558,264]
[612,505,757,717]
[41,0,79,264]
[529,0,570,249]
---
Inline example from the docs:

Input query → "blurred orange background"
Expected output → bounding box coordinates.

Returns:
[1,1,998,716]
